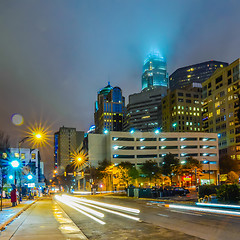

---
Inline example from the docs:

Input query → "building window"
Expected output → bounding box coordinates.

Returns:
[14,153,19,158]
[113,155,135,159]
[2,153,7,159]
[21,153,25,159]
[31,153,36,159]
[137,154,157,158]
[137,146,157,150]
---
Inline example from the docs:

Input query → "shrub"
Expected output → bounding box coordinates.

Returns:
[198,185,218,198]
[217,184,240,203]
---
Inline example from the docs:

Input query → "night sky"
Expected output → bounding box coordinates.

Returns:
[1,0,240,177]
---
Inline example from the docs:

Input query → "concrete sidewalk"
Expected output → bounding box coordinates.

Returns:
[0,200,36,231]
[0,199,87,240]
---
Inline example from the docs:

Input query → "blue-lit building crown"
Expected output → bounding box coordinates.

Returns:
[142,52,168,91]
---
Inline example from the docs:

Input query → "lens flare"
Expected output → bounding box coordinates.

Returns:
[70,148,89,170]
[11,114,24,126]
[25,122,52,148]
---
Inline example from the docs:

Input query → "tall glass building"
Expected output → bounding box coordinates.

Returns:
[142,52,168,91]
[95,82,125,133]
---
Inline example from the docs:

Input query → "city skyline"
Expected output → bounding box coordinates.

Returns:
[1,0,240,177]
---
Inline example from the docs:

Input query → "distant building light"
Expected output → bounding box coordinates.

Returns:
[104,129,109,134]
[154,129,160,134]
[130,129,135,134]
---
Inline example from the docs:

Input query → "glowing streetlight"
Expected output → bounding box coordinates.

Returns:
[27,174,33,180]
[11,160,20,168]
[9,175,14,180]
[35,133,42,139]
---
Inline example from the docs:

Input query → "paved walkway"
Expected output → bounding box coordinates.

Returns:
[0,199,87,240]
[0,200,35,228]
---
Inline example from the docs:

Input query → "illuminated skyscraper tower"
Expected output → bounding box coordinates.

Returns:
[142,52,168,91]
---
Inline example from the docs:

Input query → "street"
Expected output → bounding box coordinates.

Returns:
[1,196,240,240]
[58,195,240,240]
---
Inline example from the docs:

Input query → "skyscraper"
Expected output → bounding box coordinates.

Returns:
[142,52,168,91]
[94,82,125,133]
[169,60,228,90]
[160,83,204,132]
[202,58,240,161]
[54,126,84,172]
[124,52,168,132]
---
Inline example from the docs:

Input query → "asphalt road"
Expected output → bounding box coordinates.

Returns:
[55,194,240,240]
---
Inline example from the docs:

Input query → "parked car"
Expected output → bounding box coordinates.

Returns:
[173,187,190,196]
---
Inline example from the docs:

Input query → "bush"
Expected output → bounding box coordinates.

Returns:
[217,184,240,203]
[198,185,218,198]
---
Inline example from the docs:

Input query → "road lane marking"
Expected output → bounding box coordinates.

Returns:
[157,213,169,217]
[170,210,202,216]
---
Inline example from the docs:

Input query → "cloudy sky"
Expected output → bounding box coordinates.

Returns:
[0,0,239,176]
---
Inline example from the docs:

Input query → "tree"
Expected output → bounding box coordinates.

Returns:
[227,171,239,184]
[116,162,139,187]
[219,154,239,174]
[140,160,161,184]
[181,157,202,185]
[161,153,180,185]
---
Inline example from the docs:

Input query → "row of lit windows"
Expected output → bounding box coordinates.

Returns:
[113,145,216,150]
[112,137,217,142]
[173,111,201,116]
[175,106,203,111]
[113,153,217,158]
[2,153,36,159]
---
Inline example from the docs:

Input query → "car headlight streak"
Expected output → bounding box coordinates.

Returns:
[55,195,140,225]
[167,204,240,217]
[63,194,140,214]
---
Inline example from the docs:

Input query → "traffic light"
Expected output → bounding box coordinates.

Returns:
[64,172,66,177]
[74,172,76,177]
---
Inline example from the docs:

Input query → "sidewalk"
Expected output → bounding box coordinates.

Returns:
[0,200,36,231]
[0,199,87,240]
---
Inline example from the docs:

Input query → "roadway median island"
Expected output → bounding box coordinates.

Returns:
[0,199,37,231]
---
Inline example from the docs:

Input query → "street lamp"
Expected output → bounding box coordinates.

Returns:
[27,174,33,180]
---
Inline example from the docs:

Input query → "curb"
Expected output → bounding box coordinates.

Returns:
[0,200,38,231]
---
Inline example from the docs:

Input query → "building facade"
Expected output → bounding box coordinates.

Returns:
[8,148,44,184]
[169,60,228,90]
[54,127,84,172]
[94,83,125,133]
[160,83,204,132]
[88,131,219,184]
[202,58,240,160]
[142,52,168,91]
[124,87,167,132]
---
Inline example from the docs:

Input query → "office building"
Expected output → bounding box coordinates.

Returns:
[169,60,228,90]
[54,127,84,172]
[124,87,167,132]
[88,131,219,184]
[160,83,204,132]
[142,52,168,91]
[94,82,125,133]
[202,58,240,160]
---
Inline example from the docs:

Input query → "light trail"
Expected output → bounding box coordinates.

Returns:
[196,202,240,209]
[55,195,106,225]
[69,197,140,221]
[166,204,240,217]
[63,195,140,214]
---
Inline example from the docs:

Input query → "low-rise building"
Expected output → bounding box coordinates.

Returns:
[88,131,219,184]
[8,148,44,184]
